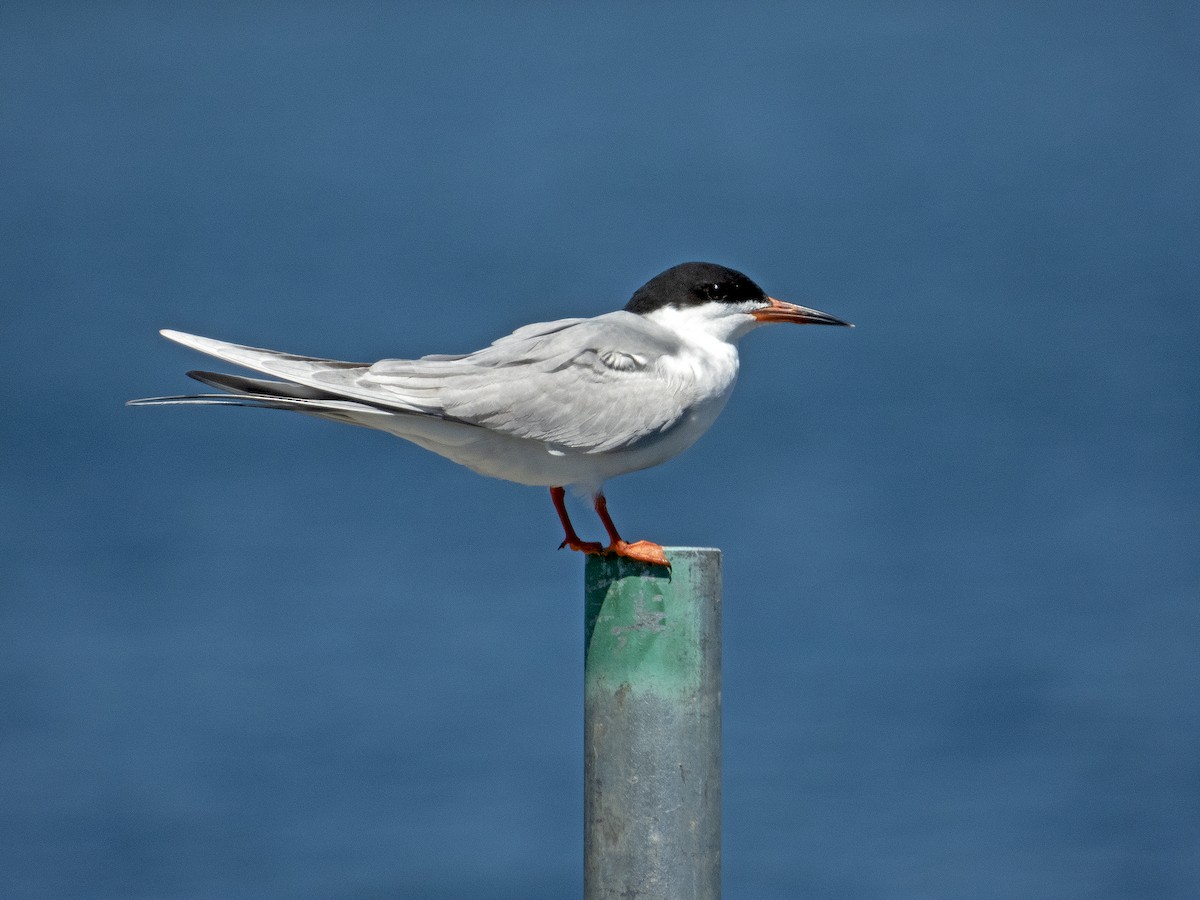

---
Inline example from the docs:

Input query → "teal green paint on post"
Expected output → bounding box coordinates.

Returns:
[584,551,709,698]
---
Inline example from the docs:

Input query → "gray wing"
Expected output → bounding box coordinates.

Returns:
[361,311,690,453]
[150,313,690,453]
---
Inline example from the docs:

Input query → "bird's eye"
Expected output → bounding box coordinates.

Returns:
[704,283,728,301]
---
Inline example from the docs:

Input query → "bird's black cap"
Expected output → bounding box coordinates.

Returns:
[625,262,767,315]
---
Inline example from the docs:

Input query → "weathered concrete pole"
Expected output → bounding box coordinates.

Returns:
[583,548,722,900]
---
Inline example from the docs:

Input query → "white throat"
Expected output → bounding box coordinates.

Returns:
[641,302,761,346]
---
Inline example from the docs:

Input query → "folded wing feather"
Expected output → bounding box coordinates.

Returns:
[159,311,690,454]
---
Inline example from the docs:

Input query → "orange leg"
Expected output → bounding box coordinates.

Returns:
[593,492,670,567]
[550,487,603,555]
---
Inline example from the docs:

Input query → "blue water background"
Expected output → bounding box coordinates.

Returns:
[2,3,1197,897]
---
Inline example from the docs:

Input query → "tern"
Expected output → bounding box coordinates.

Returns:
[130,261,851,566]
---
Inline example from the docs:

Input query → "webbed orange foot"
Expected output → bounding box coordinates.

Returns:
[606,539,671,568]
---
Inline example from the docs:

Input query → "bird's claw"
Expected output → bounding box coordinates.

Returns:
[559,537,605,555]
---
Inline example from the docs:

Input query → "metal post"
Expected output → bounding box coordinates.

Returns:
[584,548,722,900]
